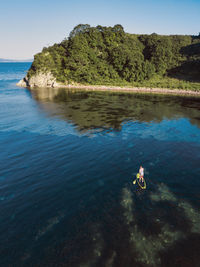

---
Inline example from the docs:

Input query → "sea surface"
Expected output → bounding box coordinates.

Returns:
[0,63,200,267]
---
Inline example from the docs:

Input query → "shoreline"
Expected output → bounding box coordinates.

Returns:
[17,79,200,96]
[62,84,200,96]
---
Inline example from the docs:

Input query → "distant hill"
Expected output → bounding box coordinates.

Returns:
[0,58,33,62]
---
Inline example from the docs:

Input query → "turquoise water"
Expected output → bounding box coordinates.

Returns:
[0,63,200,267]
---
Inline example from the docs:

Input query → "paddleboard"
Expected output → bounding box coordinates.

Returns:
[135,173,146,189]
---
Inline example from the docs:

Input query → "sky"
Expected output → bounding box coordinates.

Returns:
[0,0,199,60]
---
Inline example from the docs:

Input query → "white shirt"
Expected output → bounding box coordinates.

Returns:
[139,167,144,176]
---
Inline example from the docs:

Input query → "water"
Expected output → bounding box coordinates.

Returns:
[0,63,200,267]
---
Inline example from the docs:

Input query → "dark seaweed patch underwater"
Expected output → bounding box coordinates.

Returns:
[0,63,200,267]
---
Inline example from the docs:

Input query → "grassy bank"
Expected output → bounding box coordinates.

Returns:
[83,75,200,92]
[133,76,200,91]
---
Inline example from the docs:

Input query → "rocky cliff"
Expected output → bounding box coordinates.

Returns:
[17,72,63,88]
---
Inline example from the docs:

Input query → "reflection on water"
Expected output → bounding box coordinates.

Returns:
[31,87,200,132]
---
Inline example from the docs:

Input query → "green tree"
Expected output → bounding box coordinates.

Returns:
[27,24,200,86]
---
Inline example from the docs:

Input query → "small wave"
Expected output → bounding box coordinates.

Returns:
[0,73,25,81]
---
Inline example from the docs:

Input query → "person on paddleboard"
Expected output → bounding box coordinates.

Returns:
[139,166,144,182]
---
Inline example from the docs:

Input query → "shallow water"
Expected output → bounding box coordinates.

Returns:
[0,63,200,267]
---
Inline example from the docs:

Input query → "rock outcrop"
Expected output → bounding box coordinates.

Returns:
[16,77,29,87]
[17,72,63,88]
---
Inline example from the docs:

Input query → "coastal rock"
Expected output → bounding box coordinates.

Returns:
[16,77,29,87]
[17,72,64,88]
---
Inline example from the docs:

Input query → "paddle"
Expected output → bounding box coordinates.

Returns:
[133,173,140,185]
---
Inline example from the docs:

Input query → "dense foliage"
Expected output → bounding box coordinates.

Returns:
[28,24,200,86]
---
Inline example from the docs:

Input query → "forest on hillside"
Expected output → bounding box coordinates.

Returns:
[28,24,200,88]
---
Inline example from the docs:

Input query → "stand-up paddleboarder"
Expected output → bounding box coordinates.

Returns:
[139,166,144,182]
